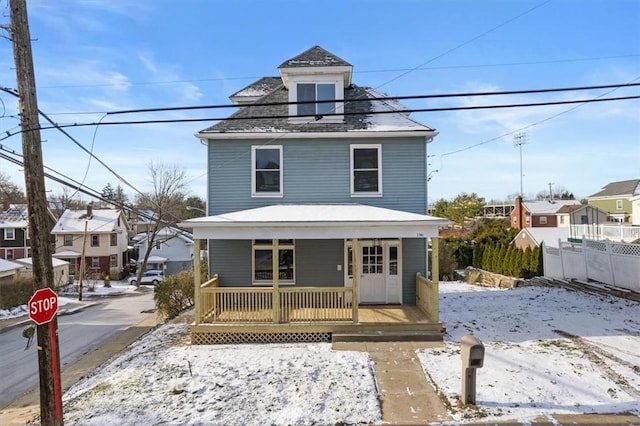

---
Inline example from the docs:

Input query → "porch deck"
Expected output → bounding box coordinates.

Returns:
[191,269,443,345]
[191,305,444,345]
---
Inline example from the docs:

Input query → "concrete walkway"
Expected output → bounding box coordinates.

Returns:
[333,341,452,424]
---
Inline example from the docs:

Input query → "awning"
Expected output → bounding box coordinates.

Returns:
[53,250,81,259]
[178,204,449,240]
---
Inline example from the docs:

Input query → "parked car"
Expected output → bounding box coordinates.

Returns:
[129,270,164,286]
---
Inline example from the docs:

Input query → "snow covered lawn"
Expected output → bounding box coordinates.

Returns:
[53,324,380,425]
[20,281,640,425]
[418,282,640,423]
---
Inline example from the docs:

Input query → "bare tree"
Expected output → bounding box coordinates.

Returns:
[0,171,26,204]
[133,162,187,286]
[48,186,85,218]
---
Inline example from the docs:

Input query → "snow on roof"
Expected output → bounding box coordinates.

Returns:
[52,209,123,234]
[522,200,581,215]
[356,88,432,132]
[517,227,571,248]
[180,204,449,240]
[0,258,24,272]
[188,204,446,224]
[14,257,69,267]
[53,250,81,258]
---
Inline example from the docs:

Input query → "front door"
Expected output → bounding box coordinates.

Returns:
[360,243,385,303]
[345,240,402,304]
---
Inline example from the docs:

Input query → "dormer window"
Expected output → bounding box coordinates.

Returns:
[297,83,336,116]
[287,76,344,122]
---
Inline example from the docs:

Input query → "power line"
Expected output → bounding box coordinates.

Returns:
[99,82,640,116]
[22,94,640,131]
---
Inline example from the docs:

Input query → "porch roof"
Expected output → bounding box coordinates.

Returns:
[178,204,449,240]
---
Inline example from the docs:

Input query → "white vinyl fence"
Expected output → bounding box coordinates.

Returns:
[542,239,640,292]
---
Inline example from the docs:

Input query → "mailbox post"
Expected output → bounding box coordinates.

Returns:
[460,334,484,405]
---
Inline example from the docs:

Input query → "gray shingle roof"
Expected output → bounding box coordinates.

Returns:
[278,45,351,69]
[229,77,283,101]
[200,85,434,134]
[588,179,640,198]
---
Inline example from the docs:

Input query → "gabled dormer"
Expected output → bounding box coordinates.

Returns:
[278,46,352,123]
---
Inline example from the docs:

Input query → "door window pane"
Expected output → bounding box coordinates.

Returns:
[389,246,398,275]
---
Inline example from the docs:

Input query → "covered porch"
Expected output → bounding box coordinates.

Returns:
[179,204,448,344]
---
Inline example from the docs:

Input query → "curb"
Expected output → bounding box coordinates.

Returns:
[0,302,99,335]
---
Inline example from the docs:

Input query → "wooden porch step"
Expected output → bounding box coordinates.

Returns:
[332,330,444,343]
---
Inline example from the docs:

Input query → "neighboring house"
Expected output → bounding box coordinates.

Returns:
[129,209,160,235]
[631,194,640,226]
[14,257,71,288]
[0,203,56,261]
[134,226,194,276]
[51,205,130,279]
[511,227,571,250]
[510,196,582,230]
[179,46,449,344]
[586,179,640,223]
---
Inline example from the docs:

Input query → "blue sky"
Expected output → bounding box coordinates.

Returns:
[0,0,638,205]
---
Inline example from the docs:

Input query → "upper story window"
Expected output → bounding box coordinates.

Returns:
[287,76,344,123]
[4,228,15,240]
[297,83,335,116]
[539,216,548,225]
[64,235,73,246]
[350,144,382,196]
[252,146,283,197]
[91,234,100,247]
[110,233,117,246]
[616,199,623,210]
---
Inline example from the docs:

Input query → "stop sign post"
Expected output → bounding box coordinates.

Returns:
[28,287,63,421]
[29,287,58,325]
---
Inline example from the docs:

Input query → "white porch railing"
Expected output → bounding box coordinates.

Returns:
[570,224,640,243]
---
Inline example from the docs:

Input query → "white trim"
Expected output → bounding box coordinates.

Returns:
[252,239,295,286]
[287,75,344,122]
[198,130,437,141]
[251,145,283,198]
[350,144,382,197]
[4,228,15,241]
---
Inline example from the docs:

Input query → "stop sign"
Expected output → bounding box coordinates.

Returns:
[28,288,58,325]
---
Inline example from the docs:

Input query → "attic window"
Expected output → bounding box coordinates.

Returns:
[297,83,335,116]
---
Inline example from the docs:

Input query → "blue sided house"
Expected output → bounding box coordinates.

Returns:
[180,46,449,344]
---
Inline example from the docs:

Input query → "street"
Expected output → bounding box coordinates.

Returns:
[0,291,156,408]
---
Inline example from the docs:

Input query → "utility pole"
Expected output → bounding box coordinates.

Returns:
[513,132,528,197]
[8,1,64,424]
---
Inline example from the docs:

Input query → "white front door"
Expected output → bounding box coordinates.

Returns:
[360,243,386,303]
[345,240,402,304]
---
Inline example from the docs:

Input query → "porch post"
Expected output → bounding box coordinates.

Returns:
[431,237,440,323]
[272,239,280,323]
[193,239,201,325]
[352,238,359,323]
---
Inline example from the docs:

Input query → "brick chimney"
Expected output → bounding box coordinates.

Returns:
[86,203,93,218]
[2,199,9,212]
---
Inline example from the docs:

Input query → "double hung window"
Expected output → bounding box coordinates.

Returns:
[351,144,382,196]
[252,146,282,197]
[252,239,295,284]
[4,228,15,240]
